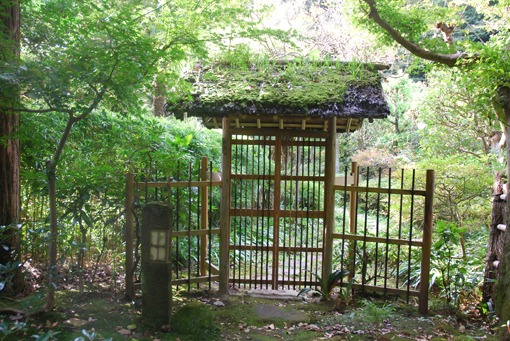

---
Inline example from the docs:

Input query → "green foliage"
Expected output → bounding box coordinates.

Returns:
[0,321,26,341]
[338,277,356,305]
[430,221,484,309]
[361,299,394,327]
[418,69,500,160]
[416,157,491,230]
[297,269,350,300]
[19,111,222,281]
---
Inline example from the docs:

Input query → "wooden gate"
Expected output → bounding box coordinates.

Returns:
[229,135,328,290]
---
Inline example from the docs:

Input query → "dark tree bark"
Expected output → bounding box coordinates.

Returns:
[0,0,23,294]
[483,172,506,303]
[358,0,510,334]
[494,87,510,340]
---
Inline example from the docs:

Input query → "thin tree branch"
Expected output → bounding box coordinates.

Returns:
[362,0,471,67]
[0,106,72,114]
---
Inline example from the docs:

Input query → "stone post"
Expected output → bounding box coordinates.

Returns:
[141,202,173,326]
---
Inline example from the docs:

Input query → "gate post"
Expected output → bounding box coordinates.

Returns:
[323,117,337,280]
[125,172,135,300]
[219,117,232,296]
[419,169,435,314]
[200,156,209,276]
[348,162,358,281]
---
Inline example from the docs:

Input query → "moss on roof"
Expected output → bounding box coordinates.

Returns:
[166,59,389,119]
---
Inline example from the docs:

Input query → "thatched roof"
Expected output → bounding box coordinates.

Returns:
[166,59,389,132]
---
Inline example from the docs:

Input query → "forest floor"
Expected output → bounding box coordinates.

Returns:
[0,287,501,341]
[0,265,502,340]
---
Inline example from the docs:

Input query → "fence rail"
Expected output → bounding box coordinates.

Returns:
[331,163,434,314]
[125,158,434,315]
[125,157,222,298]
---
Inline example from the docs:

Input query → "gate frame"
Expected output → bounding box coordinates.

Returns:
[124,116,435,315]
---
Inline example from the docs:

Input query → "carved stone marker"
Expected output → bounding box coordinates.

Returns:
[141,202,173,326]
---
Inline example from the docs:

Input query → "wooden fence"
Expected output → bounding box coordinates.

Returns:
[125,157,222,298]
[333,163,434,314]
[125,159,434,314]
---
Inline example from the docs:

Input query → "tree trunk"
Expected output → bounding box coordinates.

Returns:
[494,86,510,340]
[45,162,57,311]
[0,0,22,294]
[483,171,506,303]
[152,80,166,117]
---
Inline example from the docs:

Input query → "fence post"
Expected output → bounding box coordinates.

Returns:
[348,162,358,281]
[200,156,209,276]
[323,117,337,280]
[125,172,135,300]
[219,117,232,296]
[419,169,435,314]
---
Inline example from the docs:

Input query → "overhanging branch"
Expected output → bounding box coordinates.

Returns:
[362,0,469,67]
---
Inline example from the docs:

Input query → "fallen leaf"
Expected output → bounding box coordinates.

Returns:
[127,324,136,330]
[64,318,88,327]
[118,329,131,335]
[51,321,58,327]
[46,320,51,327]
[213,301,225,307]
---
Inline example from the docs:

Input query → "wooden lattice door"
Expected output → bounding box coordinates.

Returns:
[229,135,327,290]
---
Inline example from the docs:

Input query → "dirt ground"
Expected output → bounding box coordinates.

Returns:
[0,286,503,341]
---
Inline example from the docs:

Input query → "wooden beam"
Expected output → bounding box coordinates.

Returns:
[419,169,435,315]
[332,233,423,247]
[218,117,232,296]
[135,181,222,188]
[205,260,220,275]
[235,118,240,128]
[230,245,322,252]
[213,117,219,129]
[257,119,261,128]
[200,157,209,276]
[301,119,306,130]
[172,229,221,237]
[279,118,283,129]
[334,185,426,196]
[231,174,326,182]
[272,136,282,289]
[346,118,352,132]
[229,208,325,219]
[230,127,329,138]
[171,275,220,286]
[323,120,328,131]
[348,162,358,281]
[232,139,327,147]
[323,116,337,280]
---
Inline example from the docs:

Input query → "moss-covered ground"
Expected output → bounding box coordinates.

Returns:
[0,289,501,341]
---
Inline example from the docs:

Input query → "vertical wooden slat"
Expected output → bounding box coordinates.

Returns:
[125,172,135,300]
[419,169,435,314]
[323,116,337,280]
[200,157,208,276]
[348,162,358,281]
[219,117,232,296]
[272,136,282,289]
